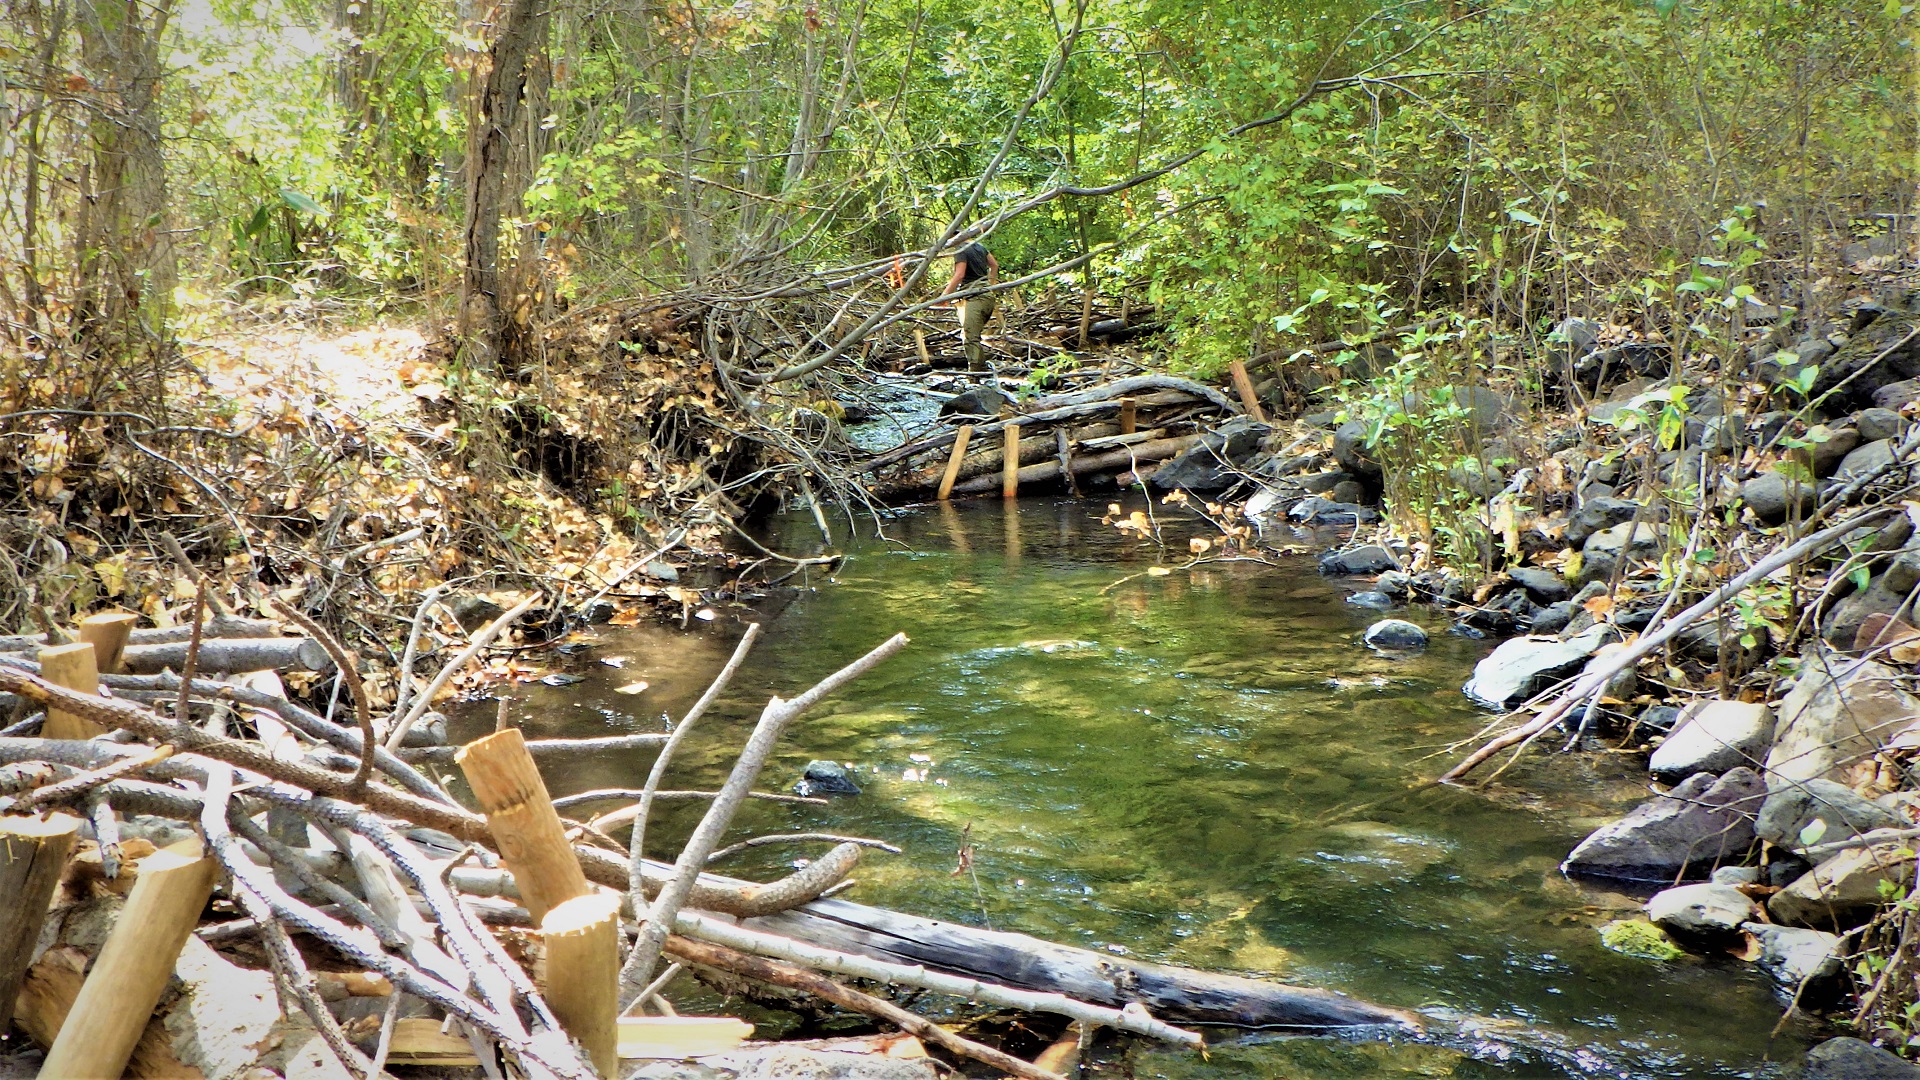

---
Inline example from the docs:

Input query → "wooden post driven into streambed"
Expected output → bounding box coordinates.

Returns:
[860,376,1243,504]
[38,643,102,741]
[457,727,590,923]
[40,841,216,1080]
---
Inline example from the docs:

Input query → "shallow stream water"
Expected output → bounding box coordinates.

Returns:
[472,498,1818,1079]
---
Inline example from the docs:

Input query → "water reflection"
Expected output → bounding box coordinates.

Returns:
[471,498,1809,1079]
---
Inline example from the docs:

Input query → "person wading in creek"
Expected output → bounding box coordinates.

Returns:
[940,240,999,373]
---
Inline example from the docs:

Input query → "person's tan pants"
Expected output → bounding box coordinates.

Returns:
[960,296,996,372]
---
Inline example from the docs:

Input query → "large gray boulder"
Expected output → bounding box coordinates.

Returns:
[1648,700,1774,782]
[1768,841,1917,928]
[1766,651,1920,788]
[1562,768,1766,882]
[1644,882,1755,943]
[1565,497,1646,547]
[1801,1037,1920,1080]
[1755,778,1904,853]
[1860,408,1909,443]
[1743,923,1845,994]
[1463,626,1609,709]
[1332,420,1382,482]
[1821,549,1920,646]
[1741,471,1818,523]
[1810,311,1920,411]
[1148,417,1272,492]
[1836,437,1901,482]
[1574,520,1664,586]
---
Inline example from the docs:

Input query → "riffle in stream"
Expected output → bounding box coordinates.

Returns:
[461,498,1815,1079]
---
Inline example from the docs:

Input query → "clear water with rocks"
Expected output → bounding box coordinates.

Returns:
[479,498,1813,1078]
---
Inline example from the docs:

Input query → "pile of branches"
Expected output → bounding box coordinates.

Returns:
[0,601,1212,1079]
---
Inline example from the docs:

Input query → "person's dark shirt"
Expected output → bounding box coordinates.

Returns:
[957,242,992,285]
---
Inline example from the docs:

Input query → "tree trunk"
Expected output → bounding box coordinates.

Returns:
[73,0,177,409]
[459,0,550,373]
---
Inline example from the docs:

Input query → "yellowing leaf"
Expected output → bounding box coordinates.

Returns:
[1147,566,1172,577]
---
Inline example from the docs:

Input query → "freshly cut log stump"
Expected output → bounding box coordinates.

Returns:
[0,813,81,1030]
[38,643,103,740]
[39,840,217,1080]
[457,727,590,922]
[120,636,333,675]
[542,892,623,1077]
[77,613,138,674]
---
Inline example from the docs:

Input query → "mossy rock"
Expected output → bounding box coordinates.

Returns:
[1599,919,1685,962]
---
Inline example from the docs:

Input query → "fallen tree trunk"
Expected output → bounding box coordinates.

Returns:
[743,897,1423,1032]
[942,435,1200,498]
[119,637,333,675]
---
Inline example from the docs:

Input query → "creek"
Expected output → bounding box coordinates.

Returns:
[468,497,1814,1079]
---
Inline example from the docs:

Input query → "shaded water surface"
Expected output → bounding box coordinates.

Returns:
[480,499,1813,1078]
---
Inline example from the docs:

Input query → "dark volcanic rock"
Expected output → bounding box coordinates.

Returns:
[1802,1037,1920,1080]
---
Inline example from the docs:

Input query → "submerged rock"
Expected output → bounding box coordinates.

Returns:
[1364,619,1428,652]
[1345,591,1394,611]
[1462,626,1609,709]
[1562,768,1765,881]
[938,385,1012,419]
[795,760,862,797]
[1598,919,1685,962]
[1288,497,1378,525]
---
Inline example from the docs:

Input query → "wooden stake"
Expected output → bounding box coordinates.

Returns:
[0,814,80,1032]
[1078,287,1094,347]
[38,643,103,741]
[1003,423,1022,499]
[1119,397,1137,435]
[456,728,590,923]
[1055,428,1080,499]
[913,329,931,365]
[77,612,138,674]
[543,892,622,1078]
[40,840,216,1080]
[1228,358,1268,422]
[936,425,974,501]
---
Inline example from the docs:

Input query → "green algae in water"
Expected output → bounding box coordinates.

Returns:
[1600,920,1686,962]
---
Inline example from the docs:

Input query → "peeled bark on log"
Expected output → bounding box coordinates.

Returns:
[944,435,1200,498]
[120,637,333,675]
[0,616,280,653]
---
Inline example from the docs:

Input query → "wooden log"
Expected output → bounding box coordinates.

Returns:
[400,732,667,765]
[78,613,139,674]
[947,436,1201,498]
[1119,397,1137,435]
[0,616,279,653]
[120,637,333,675]
[1228,358,1268,423]
[543,892,622,1077]
[1003,423,1022,498]
[456,728,590,923]
[40,840,217,1080]
[39,643,103,741]
[14,946,197,1078]
[914,328,931,364]
[1078,286,1094,347]
[0,813,81,1030]
[743,896,1423,1032]
[663,935,1065,1080]
[1055,428,1080,498]
[936,425,973,501]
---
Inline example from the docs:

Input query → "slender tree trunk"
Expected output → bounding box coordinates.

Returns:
[72,0,177,409]
[459,0,551,373]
